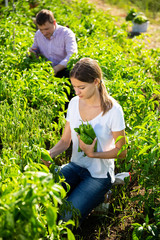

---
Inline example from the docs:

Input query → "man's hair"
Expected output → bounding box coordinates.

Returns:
[36,9,55,25]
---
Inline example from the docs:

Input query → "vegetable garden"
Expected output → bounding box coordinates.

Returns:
[0,0,159,239]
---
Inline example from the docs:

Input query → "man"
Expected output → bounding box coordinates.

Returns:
[29,9,78,78]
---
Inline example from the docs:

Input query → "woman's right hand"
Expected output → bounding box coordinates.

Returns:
[41,159,52,168]
[41,149,52,168]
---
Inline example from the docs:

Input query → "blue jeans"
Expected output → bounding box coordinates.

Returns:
[59,162,112,223]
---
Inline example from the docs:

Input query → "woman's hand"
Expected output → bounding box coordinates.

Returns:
[41,121,72,168]
[77,135,97,158]
[41,150,52,168]
[41,159,52,168]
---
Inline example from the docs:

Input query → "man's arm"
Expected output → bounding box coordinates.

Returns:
[53,64,65,76]
[57,29,78,70]
[29,32,40,57]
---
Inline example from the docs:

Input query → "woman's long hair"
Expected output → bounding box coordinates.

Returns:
[70,58,113,115]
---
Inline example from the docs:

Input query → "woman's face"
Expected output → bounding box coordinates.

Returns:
[70,77,98,100]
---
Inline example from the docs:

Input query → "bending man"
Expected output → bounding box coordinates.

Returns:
[30,9,78,78]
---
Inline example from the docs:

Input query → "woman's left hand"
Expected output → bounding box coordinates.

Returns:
[77,135,97,158]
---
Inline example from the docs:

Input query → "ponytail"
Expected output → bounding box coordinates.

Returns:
[99,80,113,115]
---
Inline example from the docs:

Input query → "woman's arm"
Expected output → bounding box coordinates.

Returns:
[42,121,71,167]
[78,129,127,159]
[49,121,71,158]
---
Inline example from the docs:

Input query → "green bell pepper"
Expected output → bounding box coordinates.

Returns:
[74,122,97,155]
[41,148,53,162]
[80,133,93,145]
[83,122,96,140]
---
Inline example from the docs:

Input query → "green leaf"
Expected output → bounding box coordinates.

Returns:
[132,223,142,227]
[132,229,139,240]
[67,227,75,240]
[6,212,14,229]
[145,214,149,224]
[138,145,151,156]
[115,135,124,143]
[46,206,57,230]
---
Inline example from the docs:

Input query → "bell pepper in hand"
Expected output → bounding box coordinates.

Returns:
[74,122,97,155]
[41,148,53,162]
[80,133,93,145]
[83,123,96,139]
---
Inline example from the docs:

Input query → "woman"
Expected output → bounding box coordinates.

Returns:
[42,57,127,224]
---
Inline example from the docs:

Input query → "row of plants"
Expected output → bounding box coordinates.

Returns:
[0,0,160,239]
[104,0,160,19]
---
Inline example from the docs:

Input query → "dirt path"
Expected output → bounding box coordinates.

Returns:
[88,0,160,49]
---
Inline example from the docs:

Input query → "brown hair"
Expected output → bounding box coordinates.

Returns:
[70,58,113,115]
[36,9,55,25]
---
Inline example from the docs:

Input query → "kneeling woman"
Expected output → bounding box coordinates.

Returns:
[42,57,127,224]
